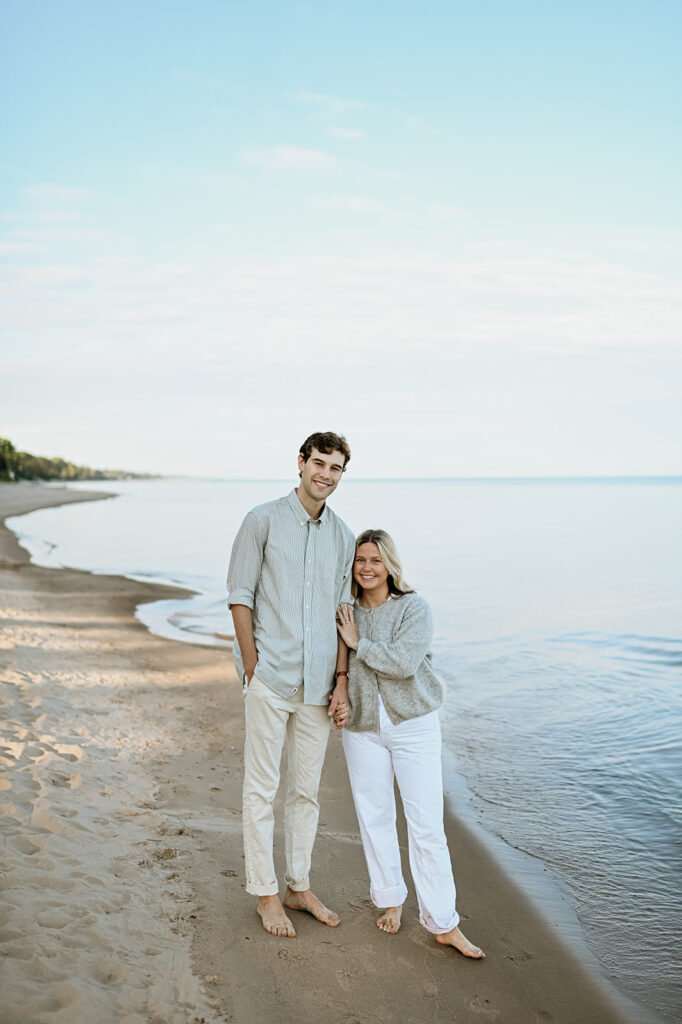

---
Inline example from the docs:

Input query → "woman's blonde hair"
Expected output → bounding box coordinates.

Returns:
[352,529,415,599]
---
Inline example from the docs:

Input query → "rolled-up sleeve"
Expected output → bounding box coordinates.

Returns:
[226,511,264,609]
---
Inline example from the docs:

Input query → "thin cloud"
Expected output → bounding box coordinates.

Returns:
[6,264,88,286]
[308,194,467,225]
[3,248,680,366]
[4,226,110,247]
[310,195,384,213]
[296,90,368,116]
[327,126,365,140]
[23,184,98,205]
[427,202,467,221]
[0,242,48,256]
[0,420,88,438]
[241,145,338,172]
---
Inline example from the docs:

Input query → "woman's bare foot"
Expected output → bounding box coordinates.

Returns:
[377,905,403,934]
[257,894,296,938]
[283,887,340,927]
[435,925,485,959]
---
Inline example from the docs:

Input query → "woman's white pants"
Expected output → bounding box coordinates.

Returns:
[342,698,459,934]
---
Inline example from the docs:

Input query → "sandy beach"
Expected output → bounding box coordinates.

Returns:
[0,482,650,1024]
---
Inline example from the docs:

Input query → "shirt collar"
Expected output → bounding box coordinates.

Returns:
[287,487,327,526]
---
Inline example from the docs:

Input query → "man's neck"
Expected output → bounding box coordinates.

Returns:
[296,485,325,520]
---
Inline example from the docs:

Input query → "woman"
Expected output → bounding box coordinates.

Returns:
[333,529,484,958]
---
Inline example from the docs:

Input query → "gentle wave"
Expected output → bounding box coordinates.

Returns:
[440,625,681,1022]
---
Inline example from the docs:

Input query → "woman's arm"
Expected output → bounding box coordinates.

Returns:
[354,598,433,679]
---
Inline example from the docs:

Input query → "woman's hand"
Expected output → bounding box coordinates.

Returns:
[336,604,359,651]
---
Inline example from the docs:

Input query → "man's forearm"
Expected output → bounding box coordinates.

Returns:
[335,634,349,676]
[334,634,349,695]
[328,636,350,727]
[329,636,349,715]
[230,604,258,679]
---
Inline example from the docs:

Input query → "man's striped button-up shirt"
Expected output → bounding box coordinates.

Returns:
[227,489,355,705]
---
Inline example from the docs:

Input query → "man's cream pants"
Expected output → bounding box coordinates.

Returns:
[243,675,331,896]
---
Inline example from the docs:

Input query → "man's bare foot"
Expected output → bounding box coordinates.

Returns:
[435,925,485,959]
[257,894,296,938]
[283,887,340,927]
[377,905,403,934]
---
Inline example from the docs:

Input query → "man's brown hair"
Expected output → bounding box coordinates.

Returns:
[299,431,351,469]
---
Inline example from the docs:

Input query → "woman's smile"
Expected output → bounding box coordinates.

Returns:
[353,543,390,596]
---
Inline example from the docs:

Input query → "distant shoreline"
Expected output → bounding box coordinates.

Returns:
[51,473,681,483]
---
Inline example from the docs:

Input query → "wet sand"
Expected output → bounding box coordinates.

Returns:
[0,482,652,1023]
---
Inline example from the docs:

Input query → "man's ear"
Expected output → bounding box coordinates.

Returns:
[297,453,305,473]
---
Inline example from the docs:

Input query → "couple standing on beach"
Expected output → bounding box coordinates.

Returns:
[227,431,483,959]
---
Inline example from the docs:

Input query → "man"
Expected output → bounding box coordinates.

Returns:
[227,431,354,938]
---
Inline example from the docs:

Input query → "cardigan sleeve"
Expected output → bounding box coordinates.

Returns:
[355,596,433,679]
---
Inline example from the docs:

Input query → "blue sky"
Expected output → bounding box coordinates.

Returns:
[2,0,681,477]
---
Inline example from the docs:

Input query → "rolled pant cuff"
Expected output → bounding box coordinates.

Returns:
[370,881,408,909]
[420,909,460,934]
[246,881,280,897]
[284,874,310,893]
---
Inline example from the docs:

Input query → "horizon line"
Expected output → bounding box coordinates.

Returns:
[157,473,682,484]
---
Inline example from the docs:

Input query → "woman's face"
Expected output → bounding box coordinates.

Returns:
[354,542,389,594]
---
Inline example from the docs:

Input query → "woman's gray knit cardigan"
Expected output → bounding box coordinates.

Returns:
[347,592,444,732]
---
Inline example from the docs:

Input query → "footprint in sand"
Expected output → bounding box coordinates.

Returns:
[153,847,179,861]
[54,744,83,762]
[24,744,47,759]
[407,927,434,950]
[468,995,500,1018]
[35,908,74,930]
[30,809,70,835]
[504,950,533,966]
[49,772,78,788]
[278,948,306,964]
[92,957,125,984]
[421,977,438,998]
[347,897,375,912]
[10,835,43,855]
[335,968,355,992]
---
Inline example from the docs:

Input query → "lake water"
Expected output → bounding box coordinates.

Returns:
[9,477,682,1022]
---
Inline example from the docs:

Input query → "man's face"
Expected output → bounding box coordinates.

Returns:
[298,448,346,503]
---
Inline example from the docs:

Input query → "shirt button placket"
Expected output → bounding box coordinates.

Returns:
[303,523,312,683]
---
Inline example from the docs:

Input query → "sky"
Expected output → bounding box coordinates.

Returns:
[2,0,681,479]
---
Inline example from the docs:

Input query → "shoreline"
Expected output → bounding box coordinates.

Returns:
[0,482,657,1023]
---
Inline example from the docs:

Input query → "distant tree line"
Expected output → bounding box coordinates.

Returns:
[0,437,155,482]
